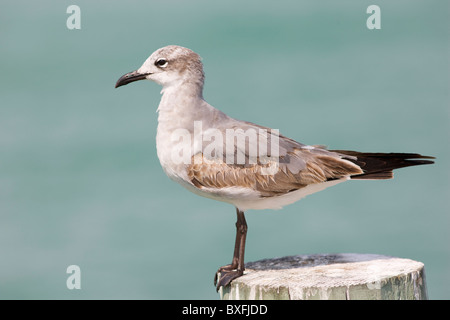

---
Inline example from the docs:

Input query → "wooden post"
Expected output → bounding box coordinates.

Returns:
[219,253,428,300]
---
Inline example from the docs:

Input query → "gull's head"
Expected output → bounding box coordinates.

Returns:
[115,45,204,91]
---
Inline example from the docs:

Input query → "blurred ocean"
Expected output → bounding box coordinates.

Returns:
[0,0,448,299]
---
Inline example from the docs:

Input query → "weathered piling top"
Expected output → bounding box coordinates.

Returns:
[219,253,427,300]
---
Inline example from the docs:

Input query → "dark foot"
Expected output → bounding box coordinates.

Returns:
[214,269,244,291]
[214,264,235,287]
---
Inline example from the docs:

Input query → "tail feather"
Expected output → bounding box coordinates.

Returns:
[331,150,435,180]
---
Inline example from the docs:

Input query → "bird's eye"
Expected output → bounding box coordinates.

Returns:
[155,58,168,68]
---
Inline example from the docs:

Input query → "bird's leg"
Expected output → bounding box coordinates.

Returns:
[214,208,248,291]
[216,209,242,272]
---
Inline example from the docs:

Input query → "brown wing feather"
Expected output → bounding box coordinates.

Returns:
[187,151,363,197]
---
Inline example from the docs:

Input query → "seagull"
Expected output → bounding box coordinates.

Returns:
[115,45,434,291]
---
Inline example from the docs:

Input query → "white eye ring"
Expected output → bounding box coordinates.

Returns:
[155,58,168,68]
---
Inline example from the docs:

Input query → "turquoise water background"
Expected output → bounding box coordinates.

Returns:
[1,0,448,299]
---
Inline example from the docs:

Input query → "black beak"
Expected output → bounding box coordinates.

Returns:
[115,70,151,88]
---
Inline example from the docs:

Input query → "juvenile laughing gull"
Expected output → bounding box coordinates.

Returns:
[115,45,434,290]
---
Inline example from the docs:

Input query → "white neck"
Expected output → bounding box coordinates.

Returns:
[154,78,231,183]
[155,81,209,180]
[157,81,214,131]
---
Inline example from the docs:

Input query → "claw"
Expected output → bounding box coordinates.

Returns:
[214,272,219,287]
[214,264,236,287]
[215,269,244,291]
